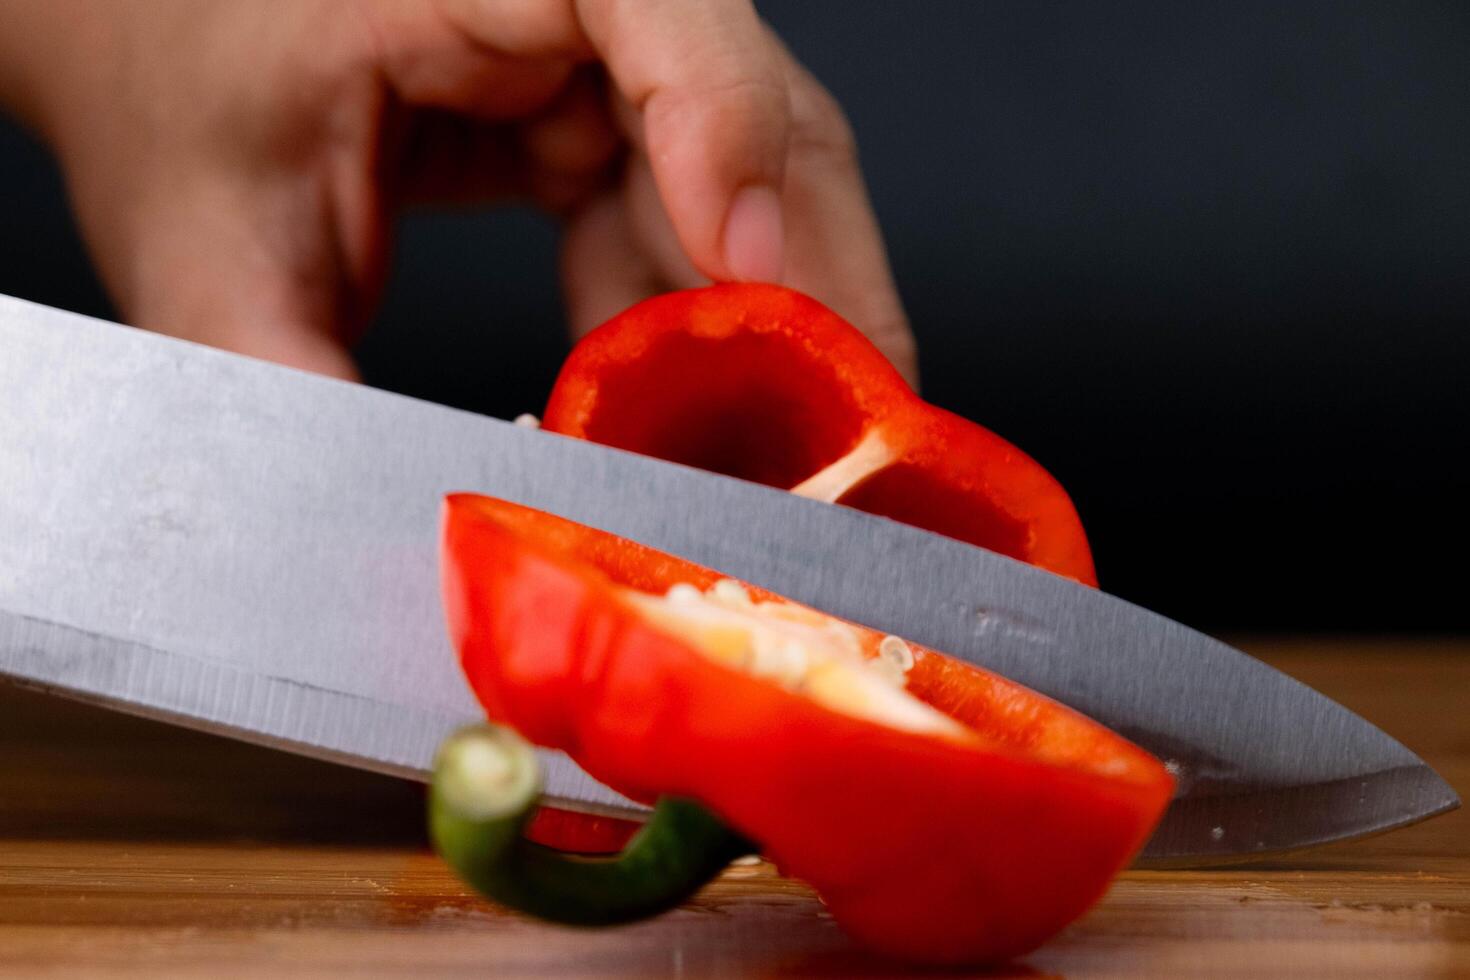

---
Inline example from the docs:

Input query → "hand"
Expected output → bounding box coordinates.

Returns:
[1,0,917,385]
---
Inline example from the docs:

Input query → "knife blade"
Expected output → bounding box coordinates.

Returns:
[0,293,1456,862]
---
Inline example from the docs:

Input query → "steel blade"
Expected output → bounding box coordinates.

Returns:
[0,294,1456,861]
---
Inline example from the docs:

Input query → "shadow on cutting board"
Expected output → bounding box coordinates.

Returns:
[0,682,427,845]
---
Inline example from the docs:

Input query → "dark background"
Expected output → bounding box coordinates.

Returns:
[1,2,1465,633]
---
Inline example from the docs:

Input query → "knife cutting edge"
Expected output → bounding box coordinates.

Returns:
[0,292,1457,864]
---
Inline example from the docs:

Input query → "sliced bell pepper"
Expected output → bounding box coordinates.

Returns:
[435,494,1172,964]
[529,282,1100,853]
[542,283,1097,587]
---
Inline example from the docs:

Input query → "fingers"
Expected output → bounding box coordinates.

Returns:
[360,2,578,118]
[519,66,618,179]
[559,154,706,339]
[80,170,364,380]
[395,69,617,211]
[370,0,917,381]
[137,267,362,381]
[560,192,661,337]
[618,152,706,291]
[761,40,918,387]
[385,0,792,281]
[574,1,914,381]
[591,33,919,386]
[435,0,790,281]
[574,0,789,283]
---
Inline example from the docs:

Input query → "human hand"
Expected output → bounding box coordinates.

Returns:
[0,0,915,385]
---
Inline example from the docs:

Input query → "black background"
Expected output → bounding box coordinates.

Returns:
[1,1,1465,632]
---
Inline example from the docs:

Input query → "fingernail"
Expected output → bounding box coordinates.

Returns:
[722,185,785,283]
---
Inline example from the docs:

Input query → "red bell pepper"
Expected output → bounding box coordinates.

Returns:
[527,283,1101,853]
[542,283,1097,587]
[434,494,1172,964]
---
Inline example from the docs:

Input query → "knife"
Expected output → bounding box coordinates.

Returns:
[0,293,1456,863]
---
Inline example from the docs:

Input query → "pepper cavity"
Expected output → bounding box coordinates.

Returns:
[542,283,1098,586]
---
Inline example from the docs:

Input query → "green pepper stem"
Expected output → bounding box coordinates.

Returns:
[430,724,756,926]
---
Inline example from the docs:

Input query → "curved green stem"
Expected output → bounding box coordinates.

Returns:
[429,724,756,926]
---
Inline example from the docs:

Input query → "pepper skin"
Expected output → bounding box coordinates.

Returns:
[531,283,1100,853]
[442,494,1173,964]
[543,283,1097,587]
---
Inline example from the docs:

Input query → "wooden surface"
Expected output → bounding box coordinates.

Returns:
[0,638,1465,978]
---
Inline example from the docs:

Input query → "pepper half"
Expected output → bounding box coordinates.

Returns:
[542,283,1097,586]
[530,283,1101,853]
[438,494,1172,964]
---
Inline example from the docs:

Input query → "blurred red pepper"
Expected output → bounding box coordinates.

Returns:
[543,283,1097,586]
[440,494,1172,964]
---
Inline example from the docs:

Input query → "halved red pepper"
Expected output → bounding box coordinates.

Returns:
[435,494,1172,964]
[542,283,1097,587]
[527,283,1101,853]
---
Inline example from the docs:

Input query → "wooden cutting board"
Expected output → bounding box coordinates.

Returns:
[0,638,1465,978]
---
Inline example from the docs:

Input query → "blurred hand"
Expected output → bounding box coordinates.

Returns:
[3,0,916,384]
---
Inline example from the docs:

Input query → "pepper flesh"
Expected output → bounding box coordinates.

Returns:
[531,283,1100,852]
[542,283,1097,586]
[442,494,1173,964]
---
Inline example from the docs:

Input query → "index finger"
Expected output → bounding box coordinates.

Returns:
[574,0,790,283]
[437,0,791,282]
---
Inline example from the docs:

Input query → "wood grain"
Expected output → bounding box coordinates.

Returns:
[0,638,1465,977]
